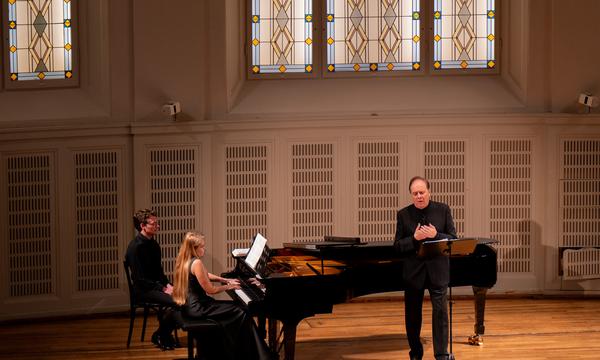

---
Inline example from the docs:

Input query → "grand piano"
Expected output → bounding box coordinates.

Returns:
[225,236,497,360]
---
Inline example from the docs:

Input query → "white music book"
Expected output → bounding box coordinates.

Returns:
[231,248,249,257]
[244,233,268,272]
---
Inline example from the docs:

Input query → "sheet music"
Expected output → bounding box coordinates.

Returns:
[244,233,268,271]
[231,248,249,257]
[422,238,451,244]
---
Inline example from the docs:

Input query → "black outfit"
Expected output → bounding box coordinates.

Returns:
[394,201,456,360]
[183,258,271,360]
[125,233,176,339]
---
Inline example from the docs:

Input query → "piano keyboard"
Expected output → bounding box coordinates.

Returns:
[234,288,252,305]
[230,279,266,305]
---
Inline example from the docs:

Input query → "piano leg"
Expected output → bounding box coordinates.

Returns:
[282,321,298,360]
[257,315,267,339]
[268,317,279,351]
[267,318,300,360]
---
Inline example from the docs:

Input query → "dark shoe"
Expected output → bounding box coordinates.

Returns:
[162,334,176,350]
[151,332,174,351]
[151,331,160,346]
[170,332,181,348]
[160,337,175,350]
[409,349,422,360]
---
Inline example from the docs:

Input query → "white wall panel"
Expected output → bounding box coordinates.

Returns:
[147,146,201,277]
[2,120,600,321]
[424,140,467,237]
[74,150,121,292]
[355,140,403,243]
[488,138,533,274]
[559,138,600,282]
[224,144,269,269]
[289,142,336,243]
[5,153,56,298]
[0,137,130,320]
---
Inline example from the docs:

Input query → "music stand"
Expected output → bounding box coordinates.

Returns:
[418,238,478,360]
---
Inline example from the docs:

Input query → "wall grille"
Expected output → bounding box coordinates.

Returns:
[225,145,268,269]
[291,143,334,243]
[149,148,198,277]
[561,140,600,179]
[357,141,401,243]
[559,140,600,248]
[424,140,466,237]
[7,153,54,297]
[562,248,600,280]
[559,139,600,280]
[74,151,120,292]
[489,139,532,273]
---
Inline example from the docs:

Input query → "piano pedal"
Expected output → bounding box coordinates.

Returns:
[468,334,483,346]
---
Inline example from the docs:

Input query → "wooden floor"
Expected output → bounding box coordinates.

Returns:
[3,297,600,359]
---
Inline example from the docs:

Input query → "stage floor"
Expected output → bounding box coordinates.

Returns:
[2,297,600,360]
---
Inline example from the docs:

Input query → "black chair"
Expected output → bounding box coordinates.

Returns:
[173,310,222,360]
[124,259,168,347]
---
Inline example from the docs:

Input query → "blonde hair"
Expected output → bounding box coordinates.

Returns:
[173,232,205,306]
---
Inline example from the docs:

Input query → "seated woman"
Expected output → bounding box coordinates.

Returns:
[173,232,272,360]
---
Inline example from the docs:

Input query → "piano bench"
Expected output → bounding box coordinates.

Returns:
[174,311,221,360]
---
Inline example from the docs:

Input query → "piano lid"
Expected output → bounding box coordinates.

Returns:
[283,235,363,250]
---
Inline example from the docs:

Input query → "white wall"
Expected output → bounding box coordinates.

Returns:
[0,0,599,321]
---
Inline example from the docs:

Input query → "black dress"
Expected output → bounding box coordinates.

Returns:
[183,257,271,360]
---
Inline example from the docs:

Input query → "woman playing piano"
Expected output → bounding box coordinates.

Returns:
[173,232,272,360]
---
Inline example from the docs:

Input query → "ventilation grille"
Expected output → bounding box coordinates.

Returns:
[489,139,532,273]
[291,143,334,243]
[357,141,401,243]
[562,248,600,280]
[560,180,600,247]
[561,140,600,179]
[149,148,198,276]
[225,145,268,269]
[75,151,120,292]
[7,153,54,297]
[424,140,466,237]
[559,140,600,248]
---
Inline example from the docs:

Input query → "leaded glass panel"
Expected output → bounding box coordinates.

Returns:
[433,0,496,70]
[326,0,420,72]
[250,0,313,74]
[6,0,74,81]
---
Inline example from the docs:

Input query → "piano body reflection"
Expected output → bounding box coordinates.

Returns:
[225,238,497,360]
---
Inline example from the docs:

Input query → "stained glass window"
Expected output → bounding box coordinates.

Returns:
[6,0,75,82]
[326,0,421,72]
[433,0,496,70]
[250,0,313,74]
[247,0,499,77]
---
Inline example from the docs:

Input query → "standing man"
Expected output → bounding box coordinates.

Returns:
[394,176,456,360]
[125,209,177,350]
